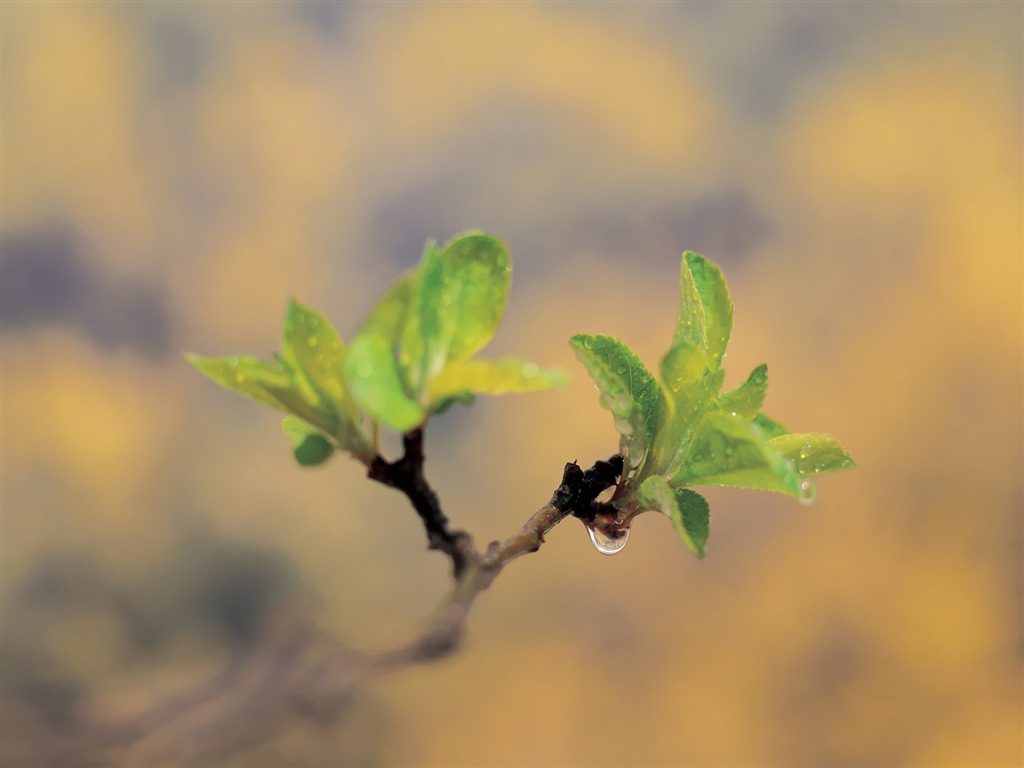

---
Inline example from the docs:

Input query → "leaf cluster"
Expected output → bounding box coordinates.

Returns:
[571,252,855,557]
[188,232,568,466]
[188,233,854,560]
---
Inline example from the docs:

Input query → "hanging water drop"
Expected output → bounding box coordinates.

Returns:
[799,479,817,506]
[586,522,630,555]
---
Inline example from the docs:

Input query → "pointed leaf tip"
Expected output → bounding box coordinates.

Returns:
[187,353,292,410]
[717,363,768,419]
[282,299,348,403]
[684,251,733,370]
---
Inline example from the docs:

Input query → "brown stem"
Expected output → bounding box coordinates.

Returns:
[371,454,623,669]
[367,428,480,576]
[73,454,625,765]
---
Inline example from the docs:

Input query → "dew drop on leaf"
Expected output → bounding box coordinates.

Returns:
[586,522,630,555]
[356,360,373,378]
[799,479,817,506]
[521,362,539,379]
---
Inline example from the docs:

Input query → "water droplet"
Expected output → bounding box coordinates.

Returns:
[521,362,539,379]
[306,337,319,348]
[799,480,817,506]
[616,365,628,375]
[355,360,373,378]
[587,522,630,555]
[583,337,595,349]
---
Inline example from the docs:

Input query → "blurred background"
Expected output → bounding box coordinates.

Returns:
[2,2,1021,766]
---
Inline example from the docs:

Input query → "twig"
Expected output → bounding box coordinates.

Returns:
[366,428,479,576]
[371,453,624,669]
[63,450,624,765]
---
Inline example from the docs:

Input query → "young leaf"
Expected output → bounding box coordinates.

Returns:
[674,488,711,558]
[429,357,569,401]
[345,270,426,433]
[659,340,707,398]
[187,354,293,411]
[768,433,857,476]
[637,475,710,557]
[569,334,661,470]
[411,233,511,388]
[282,416,335,466]
[399,241,438,394]
[188,354,336,434]
[282,299,348,403]
[716,363,768,419]
[649,367,725,480]
[344,335,425,432]
[673,411,802,497]
[685,252,733,370]
[672,254,708,351]
[753,412,788,439]
[360,272,417,340]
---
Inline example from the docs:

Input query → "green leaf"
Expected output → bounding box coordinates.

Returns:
[346,270,426,433]
[659,340,707,397]
[673,488,711,558]
[637,475,709,557]
[429,357,570,402]
[570,334,661,470]
[188,353,337,434]
[685,252,733,370]
[282,416,334,466]
[399,241,438,394]
[360,271,417,340]
[673,412,802,497]
[649,366,725,479]
[344,334,425,432]
[717,363,768,419]
[188,354,293,411]
[408,233,510,390]
[753,413,788,439]
[282,299,348,403]
[768,433,856,476]
[672,253,707,351]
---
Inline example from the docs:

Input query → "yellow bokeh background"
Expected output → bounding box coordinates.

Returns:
[2,3,1020,766]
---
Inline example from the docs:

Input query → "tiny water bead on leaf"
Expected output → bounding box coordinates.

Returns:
[187,231,567,466]
[570,250,856,557]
